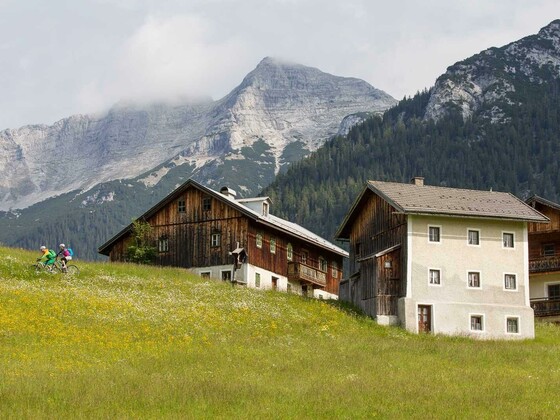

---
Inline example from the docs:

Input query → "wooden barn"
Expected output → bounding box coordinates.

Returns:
[526,196,560,321]
[98,179,348,298]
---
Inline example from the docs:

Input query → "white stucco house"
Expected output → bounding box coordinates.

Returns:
[336,177,549,339]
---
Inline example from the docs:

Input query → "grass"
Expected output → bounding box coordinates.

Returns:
[1,246,560,418]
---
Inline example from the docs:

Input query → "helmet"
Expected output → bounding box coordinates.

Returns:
[59,243,65,248]
[40,246,46,250]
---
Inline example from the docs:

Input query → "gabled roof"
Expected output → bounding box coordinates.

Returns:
[526,195,560,212]
[98,179,348,257]
[336,180,549,239]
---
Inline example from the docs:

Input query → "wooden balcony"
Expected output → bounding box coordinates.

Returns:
[530,298,560,317]
[287,262,326,287]
[529,256,560,273]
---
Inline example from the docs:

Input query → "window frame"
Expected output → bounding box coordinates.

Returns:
[270,237,276,254]
[543,243,555,257]
[506,316,520,334]
[428,268,442,286]
[256,232,263,249]
[502,232,515,249]
[504,273,518,291]
[211,232,221,248]
[547,283,560,299]
[332,261,338,278]
[469,314,484,332]
[428,225,441,243]
[467,271,481,289]
[202,196,212,212]
[255,272,261,288]
[221,270,232,282]
[158,236,169,253]
[287,243,293,261]
[199,271,211,279]
[319,256,327,272]
[467,228,480,246]
[177,199,186,213]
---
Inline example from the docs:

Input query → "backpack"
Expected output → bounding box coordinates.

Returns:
[48,249,57,258]
[67,248,74,257]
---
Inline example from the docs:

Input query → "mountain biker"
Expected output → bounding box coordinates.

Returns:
[57,243,72,269]
[38,245,56,266]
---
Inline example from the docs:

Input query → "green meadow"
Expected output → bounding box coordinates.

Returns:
[1,246,559,418]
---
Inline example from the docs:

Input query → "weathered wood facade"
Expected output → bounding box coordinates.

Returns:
[527,196,560,320]
[337,186,407,317]
[99,180,346,296]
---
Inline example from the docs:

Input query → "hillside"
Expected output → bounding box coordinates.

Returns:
[264,20,560,242]
[1,246,560,417]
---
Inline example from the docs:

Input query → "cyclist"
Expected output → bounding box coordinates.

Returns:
[57,243,72,270]
[38,245,56,267]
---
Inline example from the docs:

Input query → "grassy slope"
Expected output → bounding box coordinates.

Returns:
[1,247,559,418]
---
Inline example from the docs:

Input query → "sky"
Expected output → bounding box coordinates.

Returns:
[1,0,559,129]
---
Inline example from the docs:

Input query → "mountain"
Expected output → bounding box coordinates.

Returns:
[263,20,560,243]
[0,57,396,259]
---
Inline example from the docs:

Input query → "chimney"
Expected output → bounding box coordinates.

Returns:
[220,186,237,199]
[411,177,424,186]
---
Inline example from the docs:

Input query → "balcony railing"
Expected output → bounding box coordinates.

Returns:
[287,262,326,287]
[529,256,560,273]
[530,297,560,317]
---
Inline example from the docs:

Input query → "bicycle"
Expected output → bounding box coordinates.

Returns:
[31,257,80,275]
[57,258,80,275]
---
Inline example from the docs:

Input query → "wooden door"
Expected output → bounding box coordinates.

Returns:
[418,305,432,333]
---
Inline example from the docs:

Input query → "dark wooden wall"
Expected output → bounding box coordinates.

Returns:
[347,191,407,315]
[528,202,560,259]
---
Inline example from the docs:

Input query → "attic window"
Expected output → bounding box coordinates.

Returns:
[178,199,186,213]
[203,197,212,211]
[262,202,269,216]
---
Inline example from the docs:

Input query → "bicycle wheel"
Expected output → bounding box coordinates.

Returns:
[47,265,61,274]
[65,265,79,275]
[32,264,43,273]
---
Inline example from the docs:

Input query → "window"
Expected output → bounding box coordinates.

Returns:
[468,229,480,245]
[211,233,221,247]
[221,270,232,282]
[158,237,169,253]
[319,257,327,272]
[507,317,519,334]
[202,196,212,211]
[548,284,560,299]
[429,269,441,285]
[504,274,517,290]
[255,272,261,288]
[256,233,263,249]
[301,251,308,264]
[332,261,338,278]
[200,271,211,279]
[270,237,276,254]
[429,226,440,242]
[262,202,269,216]
[468,271,481,288]
[470,315,483,331]
[503,232,514,248]
[543,244,555,257]
[177,199,186,213]
[287,243,293,261]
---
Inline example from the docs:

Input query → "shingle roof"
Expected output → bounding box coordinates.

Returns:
[368,180,549,222]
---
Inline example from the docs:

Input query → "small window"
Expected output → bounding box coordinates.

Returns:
[202,197,212,211]
[332,261,338,278]
[468,271,480,288]
[301,251,308,265]
[256,233,263,249]
[177,199,186,213]
[548,284,560,299]
[211,233,221,247]
[506,317,519,334]
[319,257,327,272]
[158,237,169,253]
[429,269,441,285]
[255,272,261,288]
[468,229,480,245]
[504,274,517,290]
[470,315,483,331]
[543,244,555,257]
[503,232,514,248]
[221,271,232,282]
[429,226,440,242]
[200,271,211,279]
[287,243,293,261]
[270,237,276,254]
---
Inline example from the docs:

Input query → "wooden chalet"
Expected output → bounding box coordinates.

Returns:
[98,179,348,298]
[526,195,560,321]
[335,177,548,339]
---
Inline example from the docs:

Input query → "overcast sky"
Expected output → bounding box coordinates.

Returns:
[1,0,559,129]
